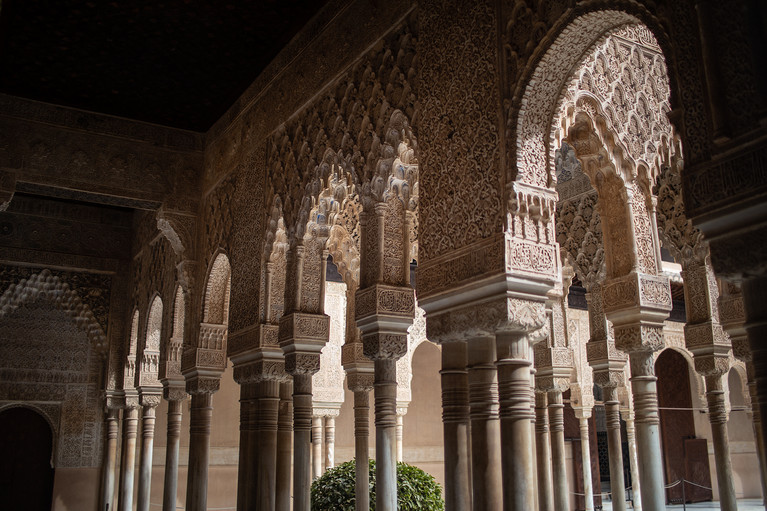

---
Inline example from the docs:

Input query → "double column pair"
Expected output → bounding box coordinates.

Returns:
[429,294,550,511]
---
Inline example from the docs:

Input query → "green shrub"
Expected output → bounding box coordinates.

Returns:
[311,458,444,511]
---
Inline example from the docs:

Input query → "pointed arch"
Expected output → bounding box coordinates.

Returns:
[203,251,232,326]
[0,269,108,355]
[145,295,163,353]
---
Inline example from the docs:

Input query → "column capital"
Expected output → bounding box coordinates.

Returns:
[163,384,188,402]
[185,375,221,395]
[139,393,162,409]
[346,371,375,392]
[232,357,289,384]
[228,323,280,358]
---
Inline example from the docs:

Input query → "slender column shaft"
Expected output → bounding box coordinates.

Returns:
[136,404,157,511]
[743,277,767,500]
[467,335,503,510]
[100,408,120,511]
[704,374,737,511]
[312,416,323,479]
[395,414,404,462]
[624,414,642,511]
[579,417,595,511]
[495,331,535,511]
[548,390,569,511]
[293,374,313,511]
[118,406,139,511]
[236,385,254,511]
[257,380,280,511]
[324,416,335,470]
[163,400,183,511]
[746,370,767,505]
[276,381,293,511]
[354,389,371,511]
[604,387,626,511]
[185,392,213,511]
[534,393,554,511]
[628,352,665,511]
[375,358,398,511]
[440,341,471,511]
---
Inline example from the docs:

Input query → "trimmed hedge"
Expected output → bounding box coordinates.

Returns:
[310,458,444,510]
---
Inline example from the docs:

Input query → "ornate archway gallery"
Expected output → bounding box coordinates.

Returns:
[0,1,765,510]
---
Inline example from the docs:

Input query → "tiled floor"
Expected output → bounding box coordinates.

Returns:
[601,498,765,510]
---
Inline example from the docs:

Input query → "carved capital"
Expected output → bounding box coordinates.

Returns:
[232,359,289,384]
[278,312,330,348]
[284,352,321,376]
[346,371,375,392]
[614,324,665,355]
[163,384,188,402]
[362,332,408,361]
[139,393,162,409]
[185,375,221,395]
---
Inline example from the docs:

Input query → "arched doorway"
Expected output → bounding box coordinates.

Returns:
[656,349,712,504]
[0,407,55,510]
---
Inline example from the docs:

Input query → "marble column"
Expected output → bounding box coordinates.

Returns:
[395,410,405,463]
[624,349,666,511]
[603,386,627,511]
[136,396,160,511]
[118,403,139,511]
[374,357,399,511]
[704,374,737,511]
[347,372,374,511]
[257,379,281,511]
[185,391,214,511]
[577,414,595,511]
[236,383,257,511]
[622,410,642,511]
[100,407,120,511]
[162,396,185,511]
[292,373,314,511]
[467,334,503,510]
[681,261,737,511]
[548,389,569,511]
[534,392,554,511]
[276,381,293,511]
[312,415,323,479]
[324,415,336,470]
[496,329,536,511]
[440,340,472,511]
[585,286,628,511]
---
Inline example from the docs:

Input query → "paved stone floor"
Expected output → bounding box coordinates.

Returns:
[601,498,765,510]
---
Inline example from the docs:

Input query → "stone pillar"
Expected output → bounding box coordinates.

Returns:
[624,349,666,511]
[534,392,554,511]
[276,381,293,511]
[622,408,642,511]
[467,334,503,510]
[235,382,257,511]
[395,410,405,463]
[496,328,537,511]
[356,283,414,511]
[348,375,373,511]
[548,389,569,511]
[576,412,595,511]
[312,415,323,479]
[162,394,185,511]
[440,340,472,511]
[704,373,738,511]
[603,386,627,511]
[257,378,282,510]
[585,284,628,511]
[185,390,214,511]
[291,373,314,511]
[681,260,737,511]
[136,396,160,511]
[720,281,767,505]
[100,406,120,511]
[117,402,139,511]
[324,414,336,470]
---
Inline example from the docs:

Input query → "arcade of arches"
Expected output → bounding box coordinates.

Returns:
[0,2,766,511]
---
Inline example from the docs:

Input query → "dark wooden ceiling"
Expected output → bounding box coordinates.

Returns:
[0,0,327,132]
